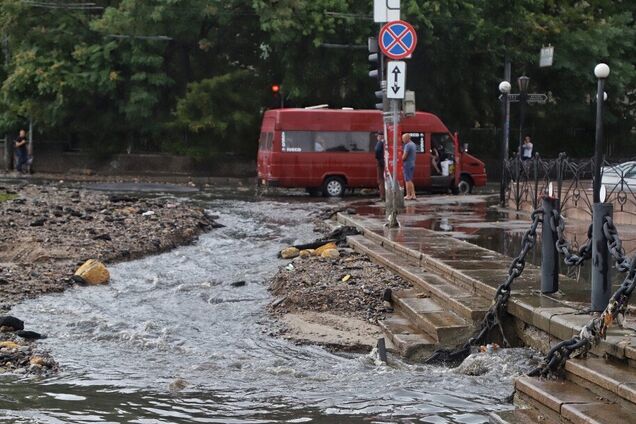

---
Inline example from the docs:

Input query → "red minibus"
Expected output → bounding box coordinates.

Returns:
[257,108,486,196]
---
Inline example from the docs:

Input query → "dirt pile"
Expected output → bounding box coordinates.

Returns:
[269,249,411,323]
[0,182,220,312]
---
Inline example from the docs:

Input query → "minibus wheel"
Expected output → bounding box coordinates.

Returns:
[322,176,346,197]
[457,175,474,194]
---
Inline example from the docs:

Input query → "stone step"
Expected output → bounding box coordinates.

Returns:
[489,408,558,424]
[515,375,636,423]
[347,235,489,323]
[392,290,471,345]
[565,357,636,407]
[377,312,436,361]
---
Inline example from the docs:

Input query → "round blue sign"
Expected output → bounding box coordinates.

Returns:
[379,20,418,60]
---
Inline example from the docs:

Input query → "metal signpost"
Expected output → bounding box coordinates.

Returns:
[378,19,417,227]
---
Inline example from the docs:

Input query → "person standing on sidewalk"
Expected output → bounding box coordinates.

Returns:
[521,136,533,161]
[374,132,385,201]
[14,129,28,173]
[402,133,417,200]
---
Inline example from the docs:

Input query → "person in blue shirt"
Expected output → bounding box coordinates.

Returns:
[402,133,417,200]
[374,132,385,201]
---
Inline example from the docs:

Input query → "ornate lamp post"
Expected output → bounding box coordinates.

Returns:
[499,81,512,205]
[517,75,530,155]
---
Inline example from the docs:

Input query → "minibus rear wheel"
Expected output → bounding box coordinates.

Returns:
[322,176,346,197]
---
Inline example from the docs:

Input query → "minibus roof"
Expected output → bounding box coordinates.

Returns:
[263,108,450,133]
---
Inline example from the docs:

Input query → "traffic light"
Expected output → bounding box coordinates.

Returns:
[368,37,386,111]
[271,84,283,108]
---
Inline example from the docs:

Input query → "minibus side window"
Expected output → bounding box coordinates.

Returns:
[266,132,273,150]
[407,133,425,152]
[282,131,313,152]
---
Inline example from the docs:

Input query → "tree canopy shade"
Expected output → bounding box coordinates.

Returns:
[0,0,634,159]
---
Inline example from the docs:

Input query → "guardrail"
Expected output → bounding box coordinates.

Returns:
[503,154,636,218]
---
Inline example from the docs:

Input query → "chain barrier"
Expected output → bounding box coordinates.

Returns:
[423,208,544,365]
[603,216,632,272]
[529,256,636,377]
[551,210,592,267]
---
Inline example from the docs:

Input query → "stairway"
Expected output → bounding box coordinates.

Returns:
[489,356,636,423]
[347,234,490,360]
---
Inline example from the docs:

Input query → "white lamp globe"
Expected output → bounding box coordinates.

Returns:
[499,81,511,94]
[594,63,610,79]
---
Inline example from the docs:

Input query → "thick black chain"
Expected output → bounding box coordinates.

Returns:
[552,210,592,267]
[529,255,636,378]
[424,209,543,365]
[603,216,632,273]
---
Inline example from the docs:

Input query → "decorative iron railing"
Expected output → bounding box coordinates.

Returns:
[504,154,636,217]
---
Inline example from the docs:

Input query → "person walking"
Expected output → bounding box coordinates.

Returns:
[521,135,533,161]
[402,133,417,200]
[14,129,28,173]
[374,132,385,201]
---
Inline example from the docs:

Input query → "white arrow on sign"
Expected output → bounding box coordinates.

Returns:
[387,61,405,99]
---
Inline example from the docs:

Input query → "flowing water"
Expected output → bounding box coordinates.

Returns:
[1,193,533,423]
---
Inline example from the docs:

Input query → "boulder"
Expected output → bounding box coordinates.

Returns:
[0,341,19,350]
[299,249,314,259]
[314,242,337,256]
[321,248,340,259]
[280,247,300,259]
[73,259,110,285]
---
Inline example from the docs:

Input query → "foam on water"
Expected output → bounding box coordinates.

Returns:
[0,196,533,423]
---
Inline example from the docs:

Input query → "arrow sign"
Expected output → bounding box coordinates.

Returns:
[387,61,405,99]
[499,93,548,104]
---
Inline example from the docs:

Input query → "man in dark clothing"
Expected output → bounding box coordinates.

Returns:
[14,129,28,173]
[374,132,385,201]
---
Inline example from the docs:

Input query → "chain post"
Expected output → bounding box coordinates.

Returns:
[592,202,613,311]
[541,196,559,293]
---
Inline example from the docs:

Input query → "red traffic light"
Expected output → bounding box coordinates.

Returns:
[272,84,280,93]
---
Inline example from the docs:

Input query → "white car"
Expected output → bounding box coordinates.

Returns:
[601,161,636,190]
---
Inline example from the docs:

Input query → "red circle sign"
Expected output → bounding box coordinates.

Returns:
[379,20,418,60]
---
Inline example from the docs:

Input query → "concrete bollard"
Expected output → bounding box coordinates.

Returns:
[541,196,559,294]
[591,202,613,311]
[376,338,388,364]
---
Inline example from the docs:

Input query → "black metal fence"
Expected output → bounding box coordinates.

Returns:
[504,154,636,217]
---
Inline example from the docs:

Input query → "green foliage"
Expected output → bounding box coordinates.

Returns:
[0,0,633,159]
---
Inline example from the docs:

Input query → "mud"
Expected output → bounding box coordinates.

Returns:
[0,182,219,313]
[268,241,412,350]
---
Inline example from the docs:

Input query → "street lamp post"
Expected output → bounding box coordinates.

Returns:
[593,63,610,203]
[499,81,512,206]
[591,63,611,312]
[517,75,530,155]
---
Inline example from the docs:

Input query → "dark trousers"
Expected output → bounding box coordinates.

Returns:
[15,150,27,172]
[377,164,385,200]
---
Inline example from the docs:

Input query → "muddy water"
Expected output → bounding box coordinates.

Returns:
[1,195,531,423]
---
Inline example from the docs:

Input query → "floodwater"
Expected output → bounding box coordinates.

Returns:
[1,190,535,423]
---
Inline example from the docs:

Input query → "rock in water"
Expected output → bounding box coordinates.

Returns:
[0,316,24,331]
[73,259,110,285]
[321,248,340,259]
[231,281,246,287]
[16,330,47,340]
[314,242,337,256]
[280,247,300,259]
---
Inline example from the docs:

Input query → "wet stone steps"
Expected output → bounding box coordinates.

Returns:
[346,235,490,324]
[377,313,436,360]
[515,375,636,424]
[565,357,636,408]
[392,290,471,345]
[488,408,558,424]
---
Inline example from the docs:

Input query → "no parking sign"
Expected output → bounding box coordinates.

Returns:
[379,20,418,60]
